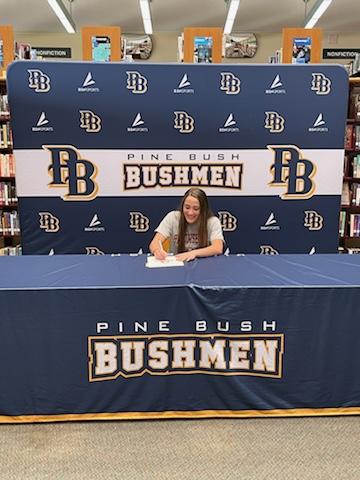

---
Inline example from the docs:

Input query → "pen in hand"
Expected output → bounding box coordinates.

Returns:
[155,239,167,261]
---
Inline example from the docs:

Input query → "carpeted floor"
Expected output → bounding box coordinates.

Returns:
[0,416,359,479]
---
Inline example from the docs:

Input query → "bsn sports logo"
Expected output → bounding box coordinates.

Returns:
[85,247,105,255]
[45,145,98,201]
[129,212,149,232]
[311,73,331,95]
[39,212,60,232]
[80,110,101,133]
[32,112,53,132]
[304,211,324,230]
[127,113,149,132]
[260,245,279,254]
[265,112,285,133]
[218,211,237,231]
[126,71,148,94]
[219,113,239,133]
[174,111,195,133]
[28,69,51,93]
[220,72,241,95]
[78,72,99,93]
[308,113,328,132]
[268,145,316,199]
[265,75,286,94]
[174,74,194,94]
[260,213,280,231]
[84,214,105,232]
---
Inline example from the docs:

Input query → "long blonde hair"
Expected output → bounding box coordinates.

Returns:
[177,188,214,253]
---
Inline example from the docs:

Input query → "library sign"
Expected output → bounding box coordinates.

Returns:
[33,47,71,58]
[7,62,348,255]
[323,48,360,59]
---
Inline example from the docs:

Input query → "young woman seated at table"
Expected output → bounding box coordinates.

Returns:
[149,188,224,262]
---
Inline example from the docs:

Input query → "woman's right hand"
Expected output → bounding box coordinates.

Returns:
[154,248,167,261]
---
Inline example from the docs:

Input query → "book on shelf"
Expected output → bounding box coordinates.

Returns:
[343,154,349,176]
[352,154,360,178]
[339,210,346,237]
[355,125,360,149]
[341,182,351,205]
[351,183,360,205]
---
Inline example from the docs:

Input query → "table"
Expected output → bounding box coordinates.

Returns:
[0,254,359,423]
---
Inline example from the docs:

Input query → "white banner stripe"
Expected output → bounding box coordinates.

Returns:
[13,148,344,197]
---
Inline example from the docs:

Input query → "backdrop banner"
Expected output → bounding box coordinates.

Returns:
[0,254,359,423]
[7,62,348,254]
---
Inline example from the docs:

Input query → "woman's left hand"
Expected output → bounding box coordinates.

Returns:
[176,251,197,262]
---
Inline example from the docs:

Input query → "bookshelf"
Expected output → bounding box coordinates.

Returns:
[339,77,360,253]
[0,78,20,255]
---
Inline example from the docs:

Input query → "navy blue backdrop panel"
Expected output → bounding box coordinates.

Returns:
[7,62,348,255]
[0,254,359,423]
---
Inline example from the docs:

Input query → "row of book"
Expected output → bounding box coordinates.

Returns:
[0,245,21,255]
[268,48,282,64]
[0,94,9,117]
[0,209,20,236]
[345,124,360,150]
[339,211,360,239]
[348,54,360,77]
[349,86,360,120]
[349,213,360,237]
[0,123,12,149]
[0,181,17,205]
[341,182,360,206]
[0,153,15,177]
[343,154,360,178]
[339,246,360,254]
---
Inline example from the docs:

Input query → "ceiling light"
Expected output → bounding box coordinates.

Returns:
[139,0,153,35]
[47,0,76,34]
[304,0,333,29]
[224,0,240,35]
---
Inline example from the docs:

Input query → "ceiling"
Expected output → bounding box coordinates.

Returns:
[0,0,359,34]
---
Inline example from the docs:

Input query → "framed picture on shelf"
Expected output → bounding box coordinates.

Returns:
[193,36,213,63]
[183,28,222,63]
[82,26,121,62]
[91,36,111,62]
[282,27,322,64]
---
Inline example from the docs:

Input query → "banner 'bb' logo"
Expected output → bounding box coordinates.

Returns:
[129,212,149,232]
[45,145,98,201]
[39,212,60,232]
[304,210,323,230]
[265,112,285,133]
[260,245,279,255]
[126,71,148,94]
[174,111,194,133]
[311,73,331,95]
[85,247,105,255]
[218,211,237,231]
[220,72,241,95]
[28,69,51,93]
[80,110,101,133]
[268,145,315,199]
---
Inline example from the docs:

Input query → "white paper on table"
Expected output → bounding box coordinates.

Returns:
[145,255,184,268]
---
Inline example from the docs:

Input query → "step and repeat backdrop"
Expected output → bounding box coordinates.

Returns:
[7,61,348,255]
